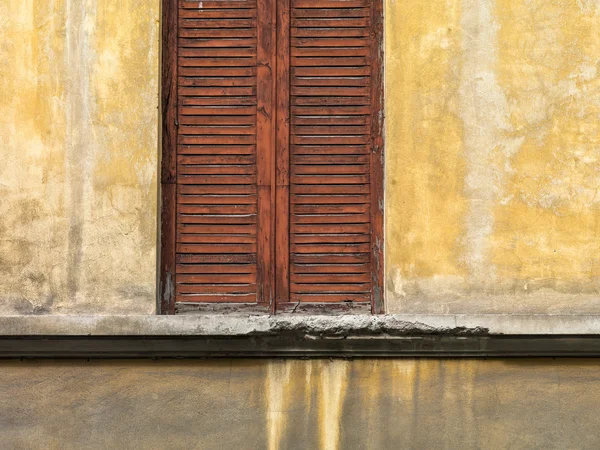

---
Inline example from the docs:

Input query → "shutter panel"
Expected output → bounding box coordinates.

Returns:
[174,0,275,312]
[276,0,383,312]
[164,0,382,314]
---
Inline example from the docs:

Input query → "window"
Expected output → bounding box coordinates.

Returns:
[161,0,383,314]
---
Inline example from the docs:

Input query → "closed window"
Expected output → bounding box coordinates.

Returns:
[161,0,384,314]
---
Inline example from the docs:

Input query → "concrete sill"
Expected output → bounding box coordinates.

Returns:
[0,314,599,357]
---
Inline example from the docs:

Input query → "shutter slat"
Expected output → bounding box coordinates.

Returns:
[291,263,370,273]
[290,294,370,302]
[177,264,258,274]
[180,10,258,19]
[177,284,257,294]
[176,294,257,303]
[292,8,369,18]
[180,1,258,8]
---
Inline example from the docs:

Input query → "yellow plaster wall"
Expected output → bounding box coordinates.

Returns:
[0,1,159,314]
[386,0,600,313]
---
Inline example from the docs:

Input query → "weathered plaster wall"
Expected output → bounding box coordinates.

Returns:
[3,0,599,316]
[0,1,159,314]
[1,359,600,449]
[386,0,600,313]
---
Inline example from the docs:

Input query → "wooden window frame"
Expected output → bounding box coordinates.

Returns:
[160,0,384,315]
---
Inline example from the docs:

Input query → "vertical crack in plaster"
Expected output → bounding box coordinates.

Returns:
[65,0,96,301]
[458,0,523,286]
[319,360,349,450]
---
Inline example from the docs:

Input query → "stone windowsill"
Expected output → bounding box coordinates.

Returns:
[1,313,599,336]
[0,314,598,357]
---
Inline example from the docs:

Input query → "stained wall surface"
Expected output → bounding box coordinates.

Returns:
[385,0,600,313]
[2,359,600,449]
[0,1,160,314]
[2,0,600,316]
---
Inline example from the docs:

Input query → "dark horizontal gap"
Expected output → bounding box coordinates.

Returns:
[292,58,369,60]
[292,283,368,285]
[292,273,369,276]
[292,136,368,138]
[292,214,369,218]
[177,285,255,287]
[180,14,256,16]
[292,232,371,237]
[292,157,368,159]
[177,27,255,31]
[179,131,256,134]
[179,4,257,7]
[177,263,255,266]
[291,254,370,256]
[292,27,368,29]
[178,232,253,235]
[181,21,256,25]
[293,48,366,50]
[292,223,369,225]
[178,43,257,46]
[179,55,256,58]
[292,75,368,78]
[292,264,368,266]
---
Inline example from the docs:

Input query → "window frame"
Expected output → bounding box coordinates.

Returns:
[159,0,384,315]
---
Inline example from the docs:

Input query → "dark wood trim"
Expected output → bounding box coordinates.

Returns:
[160,0,178,315]
[275,0,290,309]
[160,184,176,314]
[370,0,385,314]
[256,0,277,309]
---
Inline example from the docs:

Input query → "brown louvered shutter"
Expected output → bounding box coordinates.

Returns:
[275,0,384,313]
[167,0,275,312]
[162,0,382,314]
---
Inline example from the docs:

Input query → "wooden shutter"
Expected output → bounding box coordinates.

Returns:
[275,0,384,313]
[162,0,275,313]
[161,0,382,314]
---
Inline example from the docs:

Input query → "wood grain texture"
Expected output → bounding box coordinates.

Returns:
[170,0,266,311]
[256,0,276,308]
[370,0,385,314]
[284,0,382,310]
[275,0,291,306]
[163,0,384,314]
[160,0,178,315]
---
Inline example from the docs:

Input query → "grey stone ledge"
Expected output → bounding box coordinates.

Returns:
[0,314,599,337]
